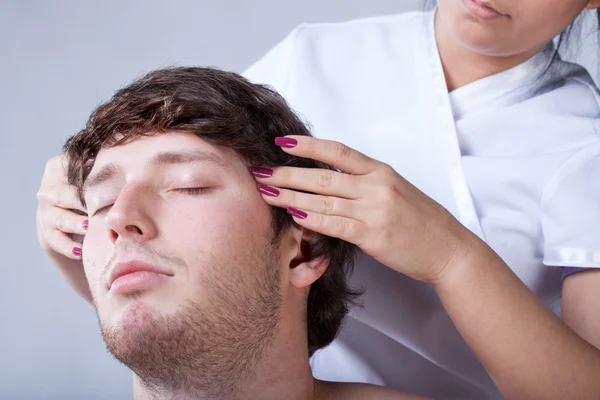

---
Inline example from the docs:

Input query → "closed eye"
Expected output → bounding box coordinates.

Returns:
[92,204,113,217]
[173,187,211,195]
[91,188,209,217]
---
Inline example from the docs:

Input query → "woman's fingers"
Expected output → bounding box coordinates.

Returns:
[39,155,86,212]
[256,183,363,243]
[288,208,364,245]
[275,136,378,175]
[37,182,88,260]
[253,166,361,199]
[49,206,88,236]
[49,229,84,259]
[48,185,86,213]
[257,183,358,218]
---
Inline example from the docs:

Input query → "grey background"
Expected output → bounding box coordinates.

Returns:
[0,1,597,399]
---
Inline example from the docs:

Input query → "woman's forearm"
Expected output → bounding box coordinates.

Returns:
[432,235,600,399]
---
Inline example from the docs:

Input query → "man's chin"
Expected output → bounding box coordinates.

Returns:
[100,300,189,363]
[99,288,180,321]
[98,297,180,340]
[99,300,154,334]
[98,298,213,392]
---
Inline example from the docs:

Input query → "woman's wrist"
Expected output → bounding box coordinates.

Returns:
[427,229,495,290]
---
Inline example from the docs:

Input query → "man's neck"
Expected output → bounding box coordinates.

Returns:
[132,307,318,400]
[133,370,317,400]
[434,13,545,92]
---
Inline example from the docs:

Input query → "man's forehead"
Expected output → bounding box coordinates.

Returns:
[84,132,241,194]
[93,131,244,169]
[95,131,216,161]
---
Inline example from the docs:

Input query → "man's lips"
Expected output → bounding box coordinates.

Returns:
[107,260,174,293]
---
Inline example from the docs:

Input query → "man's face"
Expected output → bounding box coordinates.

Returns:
[81,131,286,386]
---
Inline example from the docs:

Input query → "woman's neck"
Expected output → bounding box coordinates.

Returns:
[434,12,546,92]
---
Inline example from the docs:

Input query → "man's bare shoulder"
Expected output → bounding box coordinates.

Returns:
[317,380,432,400]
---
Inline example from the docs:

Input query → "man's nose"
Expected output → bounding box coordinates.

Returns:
[105,184,158,245]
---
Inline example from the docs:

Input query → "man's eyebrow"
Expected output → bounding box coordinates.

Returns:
[83,163,119,198]
[149,150,230,171]
[83,150,231,197]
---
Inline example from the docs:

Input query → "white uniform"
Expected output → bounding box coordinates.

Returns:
[244,10,600,400]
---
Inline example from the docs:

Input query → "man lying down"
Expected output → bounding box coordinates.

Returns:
[64,67,429,400]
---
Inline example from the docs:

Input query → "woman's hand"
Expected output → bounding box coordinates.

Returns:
[37,155,93,302]
[253,136,474,283]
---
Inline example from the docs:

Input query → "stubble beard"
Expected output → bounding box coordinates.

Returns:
[99,245,283,399]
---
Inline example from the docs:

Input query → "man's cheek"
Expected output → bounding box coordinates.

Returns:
[82,234,110,292]
[222,194,272,234]
[82,260,104,295]
[185,206,243,238]
[82,225,106,256]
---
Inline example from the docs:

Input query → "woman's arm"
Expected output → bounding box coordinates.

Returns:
[254,136,600,399]
[433,233,600,400]
[562,270,600,349]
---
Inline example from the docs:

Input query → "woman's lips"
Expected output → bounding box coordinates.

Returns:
[462,0,504,20]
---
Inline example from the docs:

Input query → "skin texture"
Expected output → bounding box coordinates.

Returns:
[562,270,600,350]
[83,131,314,399]
[35,1,600,398]
[78,131,425,400]
[435,0,596,90]
[255,135,600,399]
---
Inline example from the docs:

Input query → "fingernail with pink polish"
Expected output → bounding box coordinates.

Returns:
[73,247,82,257]
[251,167,273,178]
[287,207,307,219]
[275,137,298,148]
[258,184,280,197]
[82,220,88,230]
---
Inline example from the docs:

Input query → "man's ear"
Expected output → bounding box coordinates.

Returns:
[587,0,600,10]
[288,229,328,289]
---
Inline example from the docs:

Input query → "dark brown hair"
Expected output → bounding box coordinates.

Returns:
[64,67,361,356]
